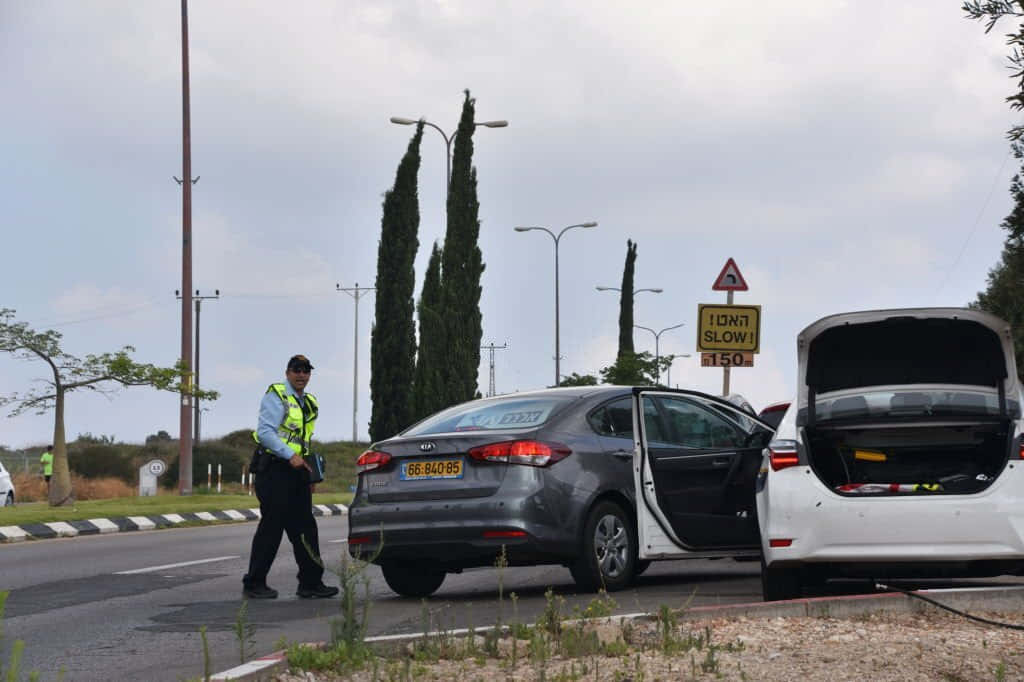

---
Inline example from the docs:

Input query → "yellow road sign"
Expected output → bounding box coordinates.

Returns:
[696,304,761,352]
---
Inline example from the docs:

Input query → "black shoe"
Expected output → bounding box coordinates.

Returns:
[296,583,339,599]
[242,584,278,599]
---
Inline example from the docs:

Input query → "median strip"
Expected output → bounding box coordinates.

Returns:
[0,503,346,542]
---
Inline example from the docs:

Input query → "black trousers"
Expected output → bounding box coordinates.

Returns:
[243,462,323,589]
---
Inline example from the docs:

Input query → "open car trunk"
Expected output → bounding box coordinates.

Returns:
[796,309,1022,497]
[805,421,1011,496]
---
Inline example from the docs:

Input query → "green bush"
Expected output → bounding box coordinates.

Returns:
[68,444,139,482]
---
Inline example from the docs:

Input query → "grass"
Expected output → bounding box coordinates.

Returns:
[0,491,353,526]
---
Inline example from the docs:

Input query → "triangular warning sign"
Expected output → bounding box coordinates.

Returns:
[712,258,748,291]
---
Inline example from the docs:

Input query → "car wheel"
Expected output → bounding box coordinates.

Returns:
[381,562,445,598]
[634,560,652,576]
[761,556,802,601]
[3,492,12,507]
[570,501,636,592]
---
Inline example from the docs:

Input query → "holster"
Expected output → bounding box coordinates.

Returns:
[250,445,272,474]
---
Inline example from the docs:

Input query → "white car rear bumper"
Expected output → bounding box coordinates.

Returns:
[758,464,1024,566]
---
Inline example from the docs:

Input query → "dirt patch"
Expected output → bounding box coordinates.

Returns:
[275,609,1024,681]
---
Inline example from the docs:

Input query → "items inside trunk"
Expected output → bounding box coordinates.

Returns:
[805,422,1011,495]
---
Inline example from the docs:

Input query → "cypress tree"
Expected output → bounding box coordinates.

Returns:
[369,122,423,441]
[411,243,446,421]
[617,240,638,358]
[440,90,485,406]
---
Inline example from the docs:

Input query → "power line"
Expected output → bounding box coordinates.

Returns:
[481,341,508,397]
[934,147,1014,300]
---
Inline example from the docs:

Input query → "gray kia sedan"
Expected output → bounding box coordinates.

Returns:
[347,385,771,597]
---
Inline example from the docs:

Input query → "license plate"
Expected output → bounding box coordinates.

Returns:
[401,458,463,480]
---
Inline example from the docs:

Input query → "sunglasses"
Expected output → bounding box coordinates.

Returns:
[289,366,312,374]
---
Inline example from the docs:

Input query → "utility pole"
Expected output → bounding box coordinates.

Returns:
[173,0,199,495]
[176,289,218,444]
[336,282,375,443]
[481,341,508,397]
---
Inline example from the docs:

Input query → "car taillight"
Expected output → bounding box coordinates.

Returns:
[468,440,571,467]
[356,450,392,474]
[768,439,800,471]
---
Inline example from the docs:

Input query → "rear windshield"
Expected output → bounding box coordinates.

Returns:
[402,396,575,436]
[811,389,1019,421]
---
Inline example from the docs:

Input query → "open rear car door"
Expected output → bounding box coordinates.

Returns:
[633,388,775,559]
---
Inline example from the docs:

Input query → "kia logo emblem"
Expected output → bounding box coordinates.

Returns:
[419,442,436,452]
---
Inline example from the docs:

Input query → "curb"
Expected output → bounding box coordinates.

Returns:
[0,503,348,542]
[209,584,1024,682]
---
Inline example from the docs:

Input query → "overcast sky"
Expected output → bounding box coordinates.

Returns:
[1,1,1019,449]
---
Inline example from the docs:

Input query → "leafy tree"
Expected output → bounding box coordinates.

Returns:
[0,309,215,506]
[557,372,599,387]
[412,242,446,422]
[964,1,1024,140]
[370,121,424,441]
[440,90,485,406]
[617,240,638,358]
[599,351,673,386]
[972,143,1024,373]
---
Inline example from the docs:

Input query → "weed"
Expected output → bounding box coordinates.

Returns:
[198,625,211,682]
[538,587,566,639]
[995,660,1007,682]
[233,600,256,664]
[322,540,381,649]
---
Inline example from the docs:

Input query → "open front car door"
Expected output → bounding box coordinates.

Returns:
[633,388,774,560]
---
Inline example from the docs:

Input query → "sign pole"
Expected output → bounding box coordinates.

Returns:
[722,290,733,395]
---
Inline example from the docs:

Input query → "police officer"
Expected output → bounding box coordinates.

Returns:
[242,354,338,599]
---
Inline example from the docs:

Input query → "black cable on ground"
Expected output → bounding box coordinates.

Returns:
[875,582,1024,631]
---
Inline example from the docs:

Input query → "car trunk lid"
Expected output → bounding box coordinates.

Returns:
[797,308,1020,420]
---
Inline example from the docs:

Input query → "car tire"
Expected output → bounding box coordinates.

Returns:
[634,560,652,576]
[570,501,636,593]
[761,557,802,601]
[3,492,12,507]
[381,562,445,598]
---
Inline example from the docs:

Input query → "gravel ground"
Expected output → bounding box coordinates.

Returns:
[274,609,1024,681]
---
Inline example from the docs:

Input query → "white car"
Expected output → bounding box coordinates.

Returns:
[757,307,1024,600]
[0,460,14,506]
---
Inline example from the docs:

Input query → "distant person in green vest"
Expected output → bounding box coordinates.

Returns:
[40,446,53,491]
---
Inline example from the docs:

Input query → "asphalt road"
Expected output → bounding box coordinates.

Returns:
[0,516,776,681]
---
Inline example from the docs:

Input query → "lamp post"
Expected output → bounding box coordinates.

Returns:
[634,323,686,385]
[595,286,663,319]
[389,116,508,196]
[515,222,598,386]
[665,353,692,388]
[336,282,375,443]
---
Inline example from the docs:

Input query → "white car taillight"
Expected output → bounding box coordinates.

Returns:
[768,439,800,471]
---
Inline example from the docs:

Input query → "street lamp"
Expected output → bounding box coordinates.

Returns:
[634,323,686,385]
[515,222,598,386]
[664,353,692,388]
[595,286,663,294]
[389,116,508,192]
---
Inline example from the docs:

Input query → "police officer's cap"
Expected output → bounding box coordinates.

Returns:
[287,354,314,371]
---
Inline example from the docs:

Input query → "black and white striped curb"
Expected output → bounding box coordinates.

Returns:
[0,503,347,543]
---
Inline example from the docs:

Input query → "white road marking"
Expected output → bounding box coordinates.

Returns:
[114,555,240,575]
